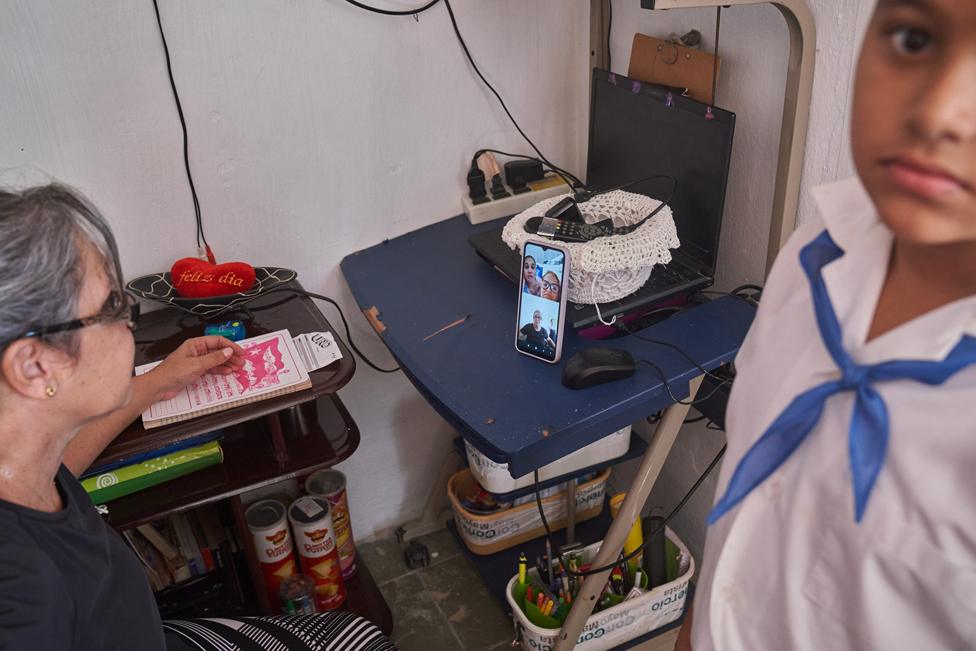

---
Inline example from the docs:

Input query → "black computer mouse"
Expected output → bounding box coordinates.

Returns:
[562,347,636,390]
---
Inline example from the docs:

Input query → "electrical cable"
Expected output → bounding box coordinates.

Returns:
[341,0,584,190]
[341,0,441,16]
[533,439,727,578]
[470,148,583,191]
[635,359,731,406]
[151,0,209,255]
[258,288,401,374]
[697,283,763,305]
[731,283,763,297]
[593,275,617,327]
[606,0,612,72]
[649,412,708,425]
[574,174,677,241]
[615,322,726,383]
[576,173,676,204]
[442,0,583,190]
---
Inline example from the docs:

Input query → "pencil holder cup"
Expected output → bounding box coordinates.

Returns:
[506,529,693,651]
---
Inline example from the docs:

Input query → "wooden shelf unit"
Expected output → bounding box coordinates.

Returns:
[103,395,359,530]
[96,282,391,634]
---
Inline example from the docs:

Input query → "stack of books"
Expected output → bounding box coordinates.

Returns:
[123,504,244,592]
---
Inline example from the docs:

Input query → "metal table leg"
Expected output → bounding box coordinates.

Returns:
[553,376,704,651]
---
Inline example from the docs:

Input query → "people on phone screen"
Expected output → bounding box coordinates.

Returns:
[522,255,541,296]
[519,310,555,351]
[541,271,561,302]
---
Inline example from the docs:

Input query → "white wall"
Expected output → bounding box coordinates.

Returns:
[606,0,877,565]
[0,0,589,539]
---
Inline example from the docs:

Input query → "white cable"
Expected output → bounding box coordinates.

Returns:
[593,274,617,326]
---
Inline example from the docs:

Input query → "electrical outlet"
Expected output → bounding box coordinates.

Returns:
[462,176,571,225]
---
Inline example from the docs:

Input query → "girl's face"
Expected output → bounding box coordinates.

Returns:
[523,257,536,282]
[541,272,561,302]
[852,0,976,245]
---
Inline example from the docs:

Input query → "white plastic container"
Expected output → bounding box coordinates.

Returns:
[465,426,631,494]
[506,529,693,651]
[449,468,611,556]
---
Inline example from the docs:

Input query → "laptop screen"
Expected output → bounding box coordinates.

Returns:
[585,69,735,276]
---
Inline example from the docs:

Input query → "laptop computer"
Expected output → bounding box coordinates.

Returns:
[468,68,736,330]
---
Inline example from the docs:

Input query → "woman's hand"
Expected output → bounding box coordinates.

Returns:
[144,336,246,401]
[63,336,245,475]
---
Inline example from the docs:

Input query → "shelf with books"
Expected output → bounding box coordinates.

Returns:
[123,489,391,632]
[123,502,253,616]
[96,281,391,632]
[102,393,359,531]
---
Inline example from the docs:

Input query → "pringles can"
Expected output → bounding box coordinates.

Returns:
[305,469,357,579]
[288,496,346,610]
[245,499,297,610]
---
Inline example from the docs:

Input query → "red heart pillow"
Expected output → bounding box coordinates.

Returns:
[171,258,256,298]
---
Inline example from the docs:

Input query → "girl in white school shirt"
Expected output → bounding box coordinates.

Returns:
[677,0,976,649]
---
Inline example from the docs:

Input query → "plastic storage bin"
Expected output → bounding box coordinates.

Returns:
[465,426,631,494]
[448,468,611,556]
[506,529,693,651]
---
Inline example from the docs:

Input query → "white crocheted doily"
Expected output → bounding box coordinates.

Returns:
[502,190,680,304]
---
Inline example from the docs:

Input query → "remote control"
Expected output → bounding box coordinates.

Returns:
[525,216,616,242]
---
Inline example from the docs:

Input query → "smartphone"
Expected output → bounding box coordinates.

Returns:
[515,240,571,364]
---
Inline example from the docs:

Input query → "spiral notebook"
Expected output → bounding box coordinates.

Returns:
[136,329,312,429]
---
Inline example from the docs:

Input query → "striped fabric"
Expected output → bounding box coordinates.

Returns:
[163,612,398,651]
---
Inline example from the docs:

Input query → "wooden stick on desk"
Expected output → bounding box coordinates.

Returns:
[422,314,471,341]
[553,376,704,651]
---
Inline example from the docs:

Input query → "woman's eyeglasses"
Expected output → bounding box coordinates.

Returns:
[542,280,561,293]
[19,291,140,339]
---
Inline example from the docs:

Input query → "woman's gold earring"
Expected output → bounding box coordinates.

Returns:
[45,386,57,398]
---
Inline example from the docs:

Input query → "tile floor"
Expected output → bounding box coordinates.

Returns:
[358,527,516,651]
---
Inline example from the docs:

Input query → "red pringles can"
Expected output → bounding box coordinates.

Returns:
[288,496,346,610]
[245,499,297,611]
[305,469,357,579]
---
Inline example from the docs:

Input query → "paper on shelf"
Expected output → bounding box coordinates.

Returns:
[292,331,343,372]
[136,329,310,427]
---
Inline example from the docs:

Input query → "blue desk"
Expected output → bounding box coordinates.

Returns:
[341,214,755,649]
[341,215,754,478]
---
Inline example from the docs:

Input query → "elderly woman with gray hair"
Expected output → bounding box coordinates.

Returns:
[0,185,397,651]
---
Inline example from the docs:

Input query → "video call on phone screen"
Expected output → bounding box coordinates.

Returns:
[517,242,565,361]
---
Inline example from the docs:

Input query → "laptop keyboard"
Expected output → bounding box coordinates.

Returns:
[644,262,700,290]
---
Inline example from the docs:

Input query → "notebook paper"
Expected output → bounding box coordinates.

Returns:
[136,329,312,429]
